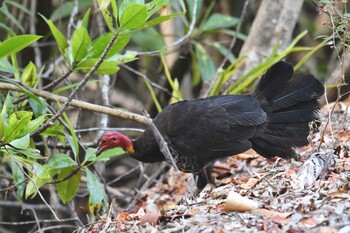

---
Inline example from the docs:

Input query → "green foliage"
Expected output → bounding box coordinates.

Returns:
[86,168,107,212]
[39,14,69,55]
[194,43,216,82]
[0,0,180,214]
[201,13,239,32]
[71,27,91,63]
[21,62,37,88]
[317,1,350,48]
[57,167,82,204]
[50,0,92,22]
[120,4,148,29]
[0,35,42,58]
[0,1,32,33]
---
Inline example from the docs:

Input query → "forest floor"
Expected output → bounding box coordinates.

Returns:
[82,102,350,233]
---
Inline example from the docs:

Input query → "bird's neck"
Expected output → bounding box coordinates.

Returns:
[129,139,165,163]
[119,134,135,154]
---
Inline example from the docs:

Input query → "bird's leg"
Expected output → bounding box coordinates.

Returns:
[194,165,216,195]
[179,165,216,205]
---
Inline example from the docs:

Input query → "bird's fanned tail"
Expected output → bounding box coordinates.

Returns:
[251,62,324,159]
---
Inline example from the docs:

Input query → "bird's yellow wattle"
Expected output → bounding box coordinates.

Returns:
[126,145,135,154]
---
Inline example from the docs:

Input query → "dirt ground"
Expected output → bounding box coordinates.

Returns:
[80,101,350,233]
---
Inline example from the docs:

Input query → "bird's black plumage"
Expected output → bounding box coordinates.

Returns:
[131,61,324,188]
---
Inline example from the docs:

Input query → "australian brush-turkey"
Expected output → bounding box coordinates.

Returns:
[96,61,324,189]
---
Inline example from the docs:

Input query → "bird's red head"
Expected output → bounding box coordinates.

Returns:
[96,131,134,156]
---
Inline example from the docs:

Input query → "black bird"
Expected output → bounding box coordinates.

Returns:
[96,61,324,189]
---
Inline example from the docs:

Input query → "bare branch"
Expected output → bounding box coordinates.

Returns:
[0,82,148,125]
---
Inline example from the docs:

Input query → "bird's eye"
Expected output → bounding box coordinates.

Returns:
[103,139,108,143]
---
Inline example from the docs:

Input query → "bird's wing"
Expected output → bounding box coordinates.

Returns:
[153,95,266,164]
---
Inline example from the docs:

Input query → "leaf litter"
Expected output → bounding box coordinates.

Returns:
[81,102,350,232]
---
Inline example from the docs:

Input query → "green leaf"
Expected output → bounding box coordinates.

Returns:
[119,0,145,18]
[5,1,33,16]
[84,147,97,162]
[146,0,168,18]
[50,0,92,22]
[9,134,30,149]
[0,114,4,140]
[110,0,118,26]
[40,14,69,55]
[57,167,81,204]
[57,100,79,161]
[202,13,239,32]
[81,8,91,29]
[0,4,25,32]
[15,148,42,159]
[120,4,148,29]
[29,98,48,117]
[90,32,131,59]
[97,0,115,32]
[140,13,180,30]
[1,93,15,123]
[0,35,42,58]
[32,162,51,179]
[106,33,131,58]
[47,153,77,171]
[3,111,32,143]
[90,33,114,58]
[0,58,16,74]
[25,176,51,199]
[204,41,236,62]
[194,43,216,81]
[42,125,66,144]
[94,147,125,162]
[9,160,26,201]
[71,26,91,63]
[86,168,105,206]
[107,50,137,64]
[21,115,46,137]
[21,62,37,88]
[75,58,120,74]
[131,28,164,51]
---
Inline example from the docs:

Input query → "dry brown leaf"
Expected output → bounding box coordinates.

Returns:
[139,213,161,225]
[235,149,260,160]
[241,177,259,190]
[259,208,292,218]
[118,212,132,221]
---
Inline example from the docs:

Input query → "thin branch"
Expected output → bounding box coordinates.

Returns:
[141,109,178,171]
[34,224,77,233]
[74,127,144,133]
[0,200,69,213]
[42,70,73,91]
[0,217,79,225]
[0,83,148,125]
[98,74,111,140]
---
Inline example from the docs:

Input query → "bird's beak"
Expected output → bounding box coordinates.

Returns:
[96,147,103,156]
